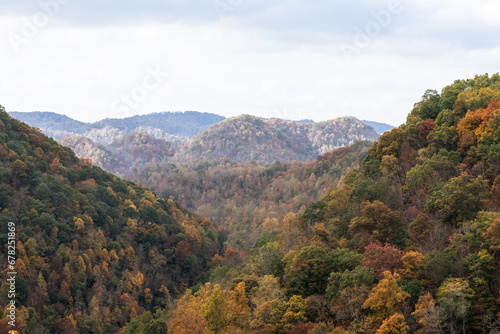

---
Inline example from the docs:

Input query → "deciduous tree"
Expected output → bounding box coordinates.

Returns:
[362,271,410,322]
[376,313,409,334]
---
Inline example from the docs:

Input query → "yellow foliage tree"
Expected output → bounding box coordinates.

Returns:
[144,288,153,305]
[262,217,280,234]
[251,275,283,308]
[74,217,85,231]
[401,251,424,281]
[376,313,409,334]
[77,255,87,272]
[228,282,251,330]
[362,271,410,322]
[168,290,207,334]
[128,272,144,291]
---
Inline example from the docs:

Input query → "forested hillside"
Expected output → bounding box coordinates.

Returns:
[136,141,372,248]
[55,115,378,181]
[179,115,378,164]
[0,108,223,333]
[59,132,180,175]
[146,74,500,334]
[58,129,373,259]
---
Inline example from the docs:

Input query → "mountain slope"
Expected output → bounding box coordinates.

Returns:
[44,114,379,180]
[10,111,383,163]
[0,107,221,333]
[59,132,180,175]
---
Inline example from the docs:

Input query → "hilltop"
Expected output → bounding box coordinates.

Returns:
[10,111,388,164]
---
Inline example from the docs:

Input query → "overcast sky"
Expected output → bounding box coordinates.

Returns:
[1,0,499,126]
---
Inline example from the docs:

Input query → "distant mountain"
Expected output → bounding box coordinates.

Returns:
[9,110,225,143]
[361,120,395,134]
[264,117,314,124]
[10,110,387,146]
[295,119,315,123]
[177,115,379,164]
[93,111,225,137]
[8,111,93,138]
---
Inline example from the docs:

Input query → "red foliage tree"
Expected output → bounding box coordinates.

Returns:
[418,119,436,142]
[175,240,191,265]
[363,243,403,279]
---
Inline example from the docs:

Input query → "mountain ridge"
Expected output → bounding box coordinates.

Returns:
[8,110,225,142]
[360,119,395,134]
[9,110,393,142]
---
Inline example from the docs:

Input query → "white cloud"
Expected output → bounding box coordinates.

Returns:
[476,1,500,27]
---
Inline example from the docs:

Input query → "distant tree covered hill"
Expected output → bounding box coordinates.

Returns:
[93,111,225,137]
[26,113,379,174]
[59,132,180,174]
[8,111,93,137]
[0,107,222,333]
[178,115,379,164]
[10,111,384,149]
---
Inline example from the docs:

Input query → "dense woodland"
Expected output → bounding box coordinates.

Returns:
[1,73,500,334]
[0,109,224,333]
[132,141,372,249]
